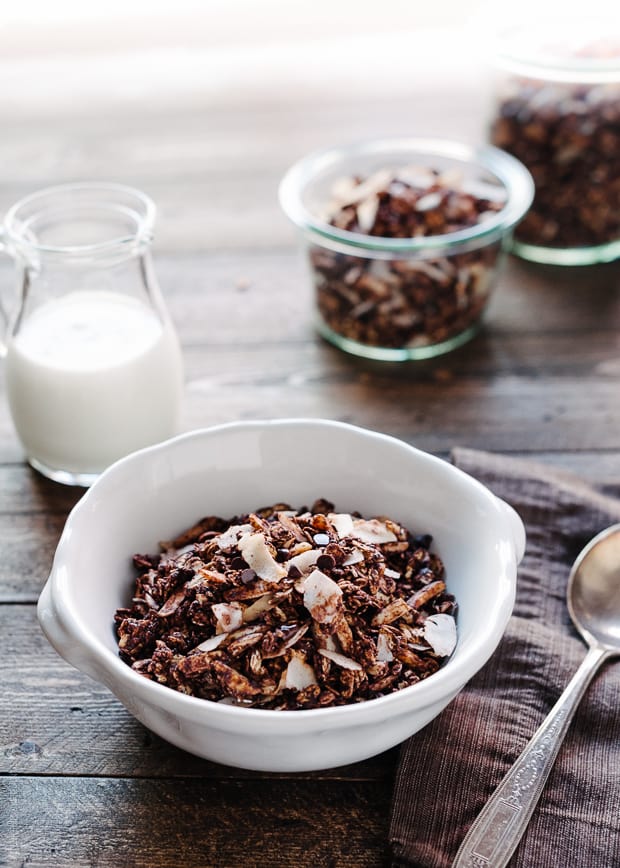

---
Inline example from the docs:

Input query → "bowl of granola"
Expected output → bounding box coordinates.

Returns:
[279,138,534,360]
[38,419,524,771]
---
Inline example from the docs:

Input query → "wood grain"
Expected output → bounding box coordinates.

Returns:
[0,776,392,867]
[0,605,397,781]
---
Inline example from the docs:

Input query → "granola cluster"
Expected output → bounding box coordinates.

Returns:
[311,166,505,350]
[492,78,620,249]
[115,500,457,710]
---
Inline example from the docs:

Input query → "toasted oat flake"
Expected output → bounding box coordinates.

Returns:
[115,501,456,710]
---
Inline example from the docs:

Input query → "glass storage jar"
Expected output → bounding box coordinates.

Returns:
[489,19,620,265]
[279,138,533,362]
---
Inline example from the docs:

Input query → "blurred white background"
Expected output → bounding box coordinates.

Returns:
[0,0,498,115]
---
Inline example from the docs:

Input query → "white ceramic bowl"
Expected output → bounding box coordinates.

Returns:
[38,419,525,772]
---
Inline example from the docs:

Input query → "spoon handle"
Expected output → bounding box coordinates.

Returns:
[452,644,609,868]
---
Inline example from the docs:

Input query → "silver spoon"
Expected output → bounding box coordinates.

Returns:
[452,523,620,868]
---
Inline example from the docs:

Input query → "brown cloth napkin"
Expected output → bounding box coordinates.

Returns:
[389,449,620,868]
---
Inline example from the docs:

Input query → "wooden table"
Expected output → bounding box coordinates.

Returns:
[1,22,620,867]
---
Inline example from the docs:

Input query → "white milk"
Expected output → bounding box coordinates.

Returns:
[5,290,184,476]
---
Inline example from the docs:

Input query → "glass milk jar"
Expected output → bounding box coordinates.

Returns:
[0,183,184,485]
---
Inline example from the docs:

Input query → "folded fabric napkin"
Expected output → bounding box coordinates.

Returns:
[389,448,620,868]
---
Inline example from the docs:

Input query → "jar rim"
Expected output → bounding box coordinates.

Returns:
[3,182,156,257]
[278,138,534,256]
[494,20,620,83]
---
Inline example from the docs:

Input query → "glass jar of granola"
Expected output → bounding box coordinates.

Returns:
[279,138,533,362]
[489,19,620,265]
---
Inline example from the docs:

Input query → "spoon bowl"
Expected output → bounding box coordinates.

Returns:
[569,524,620,650]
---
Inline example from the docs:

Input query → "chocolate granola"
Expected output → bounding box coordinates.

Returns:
[115,500,457,710]
[310,167,505,351]
[491,77,620,250]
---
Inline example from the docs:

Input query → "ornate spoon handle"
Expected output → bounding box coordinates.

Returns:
[451,644,610,868]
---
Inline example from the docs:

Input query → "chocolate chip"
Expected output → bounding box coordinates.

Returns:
[313,533,330,546]
[240,568,257,584]
[275,548,290,563]
[317,553,335,571]
[287,565,302,579]
[231,557,247,571]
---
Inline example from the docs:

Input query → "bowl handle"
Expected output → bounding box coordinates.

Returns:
[37,576,106,684]
[496,496,526,564]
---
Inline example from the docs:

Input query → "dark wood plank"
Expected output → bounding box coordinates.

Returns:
[1,251,618,463]
[1,331,620,465]
[4,253,615,349]
[0,776,392,867]
[0,92,486,253]
[0,605,397,781]
[0,514,66,602]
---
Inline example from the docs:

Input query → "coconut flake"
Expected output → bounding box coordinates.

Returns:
[384,568,401,579]
[238,532,287,583]
[328,512,354,539]
[424,614,457,657]
[243,592,279,623]
[318,649,363,671]
[212,602,244,634]
[216,523,252,551]
[356,194,379,232]
[194,632,228,653]
[288,548,321,575]
[350,518,397,545]
[415,192,442,211]
[343,548,365,566]
[376,630,394,662]
[303,569,343,624]
[279,652,317,691]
